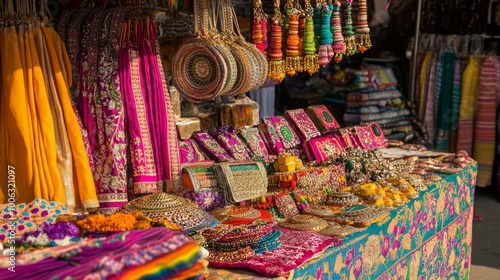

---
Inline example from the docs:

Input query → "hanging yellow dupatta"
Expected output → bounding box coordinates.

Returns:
[42,26,99,210]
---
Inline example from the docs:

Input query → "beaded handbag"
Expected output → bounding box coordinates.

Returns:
[352,123,387,149]
[263,116,301,150]
[171,0,228,103]
[192,131,234,162]
[181,163,225,211]
[210,126,253,161]
[302,134,344,163]
[179,139,206,164]
[238,126,272,162]
[285,108,321,141]
[213,162,268,203]
[306,105,340,134]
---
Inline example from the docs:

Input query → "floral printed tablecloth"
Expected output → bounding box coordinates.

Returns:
[209,162,477,279]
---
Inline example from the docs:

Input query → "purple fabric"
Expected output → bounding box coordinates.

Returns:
[192,131,233,162]
[210,126,253,161]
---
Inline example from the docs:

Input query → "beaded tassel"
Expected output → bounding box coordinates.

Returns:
[285,13,303,75]
[252,19,266,54]
[318,4,334,66]
[355,0,372,52]
[268,12,286,81]
[252,0,268,55]
[342,0,357,56]
[303,3,319,75]
[331,0,345,63]
[313,5,322,48]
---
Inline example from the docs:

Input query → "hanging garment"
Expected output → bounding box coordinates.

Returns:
[457,56,482,154]
[418,51,433,121]
[449,57,468,153]
[423,54,438,146]
[473,56,500,187]
[435,51,455,152]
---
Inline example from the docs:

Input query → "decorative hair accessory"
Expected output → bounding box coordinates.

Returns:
[302,0,319,74]
[284,0,303,75]
[355,0,372,52]
[252,0,268,55]
[318,3,334,66]
[342,0,357,55]
[268,0,286,81]
[330,0,345,62]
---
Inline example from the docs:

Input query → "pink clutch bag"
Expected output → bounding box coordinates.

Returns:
[352,123,387,149]
[210,126,253,161]
[337,128,360,149]
[306,105,340,134]
[263,116,301,150]
[238,127,272,162]
[179,139,206,164]
[302,134,344,163]
[192,131,233,162]
[285,109,321,141]
[260,120,285,155]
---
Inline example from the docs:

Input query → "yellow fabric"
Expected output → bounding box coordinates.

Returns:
[459,56,482,120]
[418,52,433,121]
[473,141,495,187]
[1,25,35,204]
[42,27,99,209]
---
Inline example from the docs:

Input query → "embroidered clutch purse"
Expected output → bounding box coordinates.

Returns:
[213,162,268,203]
[179,139,206,164]
[352,123,387,149]
[285,109,321,141]
[263,116,301,150]
[210,126,253,161]
[258,122,284,155]
[366,122,387,148]
[337,128,360,149]
[302,135,344,163]
[306,105,340,134]
[181,163,224,211]
[238,127,272,162]
[192,131,233,162]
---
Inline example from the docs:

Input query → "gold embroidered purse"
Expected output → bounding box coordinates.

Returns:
[213,162,268,203]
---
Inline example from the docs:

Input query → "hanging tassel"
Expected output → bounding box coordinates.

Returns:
[342,0,357,55]
[268,16,286,81]
[261,19,268,53]
[313,5,322,48]
[318,4,334,66]
[303,0,319,74]
[355,0,372,52]
[285,13,303,75]
[252,0,268,55]
[252,19,266,54]
[331,0,345,63]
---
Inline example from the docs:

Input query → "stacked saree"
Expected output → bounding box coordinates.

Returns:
[57,7,180,213]
[0,0,98,211]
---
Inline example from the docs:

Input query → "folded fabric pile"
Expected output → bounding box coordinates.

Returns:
[343,65,413,142]
[0,227,207,279]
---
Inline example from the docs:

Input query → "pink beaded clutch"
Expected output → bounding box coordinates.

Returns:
[285,108,321,141]
[259,121,285,155]
[302,134,344,163]
[306,105,340,134]
[238,127,272,162]
[192,131,233,162]
[210,126,253,161]
[263,116,301,150]
[179,139,206,164]
[351,123,387,149]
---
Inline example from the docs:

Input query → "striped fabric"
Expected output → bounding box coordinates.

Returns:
[473,56,500,187]
[435,52,456,152]
[423,54,438,146]
[450,57,467,153]
[457,56,482,154]
[418,52,434,121]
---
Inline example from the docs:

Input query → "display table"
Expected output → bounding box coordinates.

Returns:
[208,162,477,279]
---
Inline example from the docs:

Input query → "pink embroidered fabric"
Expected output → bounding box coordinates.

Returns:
[209,227,340,276]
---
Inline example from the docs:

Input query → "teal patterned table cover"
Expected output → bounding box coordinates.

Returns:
[208,163,477,279]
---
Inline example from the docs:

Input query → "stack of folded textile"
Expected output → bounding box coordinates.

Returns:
[1,227,207,279]
[342,65,414,142]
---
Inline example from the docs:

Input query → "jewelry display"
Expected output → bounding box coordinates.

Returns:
[325,192,359,207]
[278,214,329,232]
[120,192,219,234]
[319,222,365,238]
